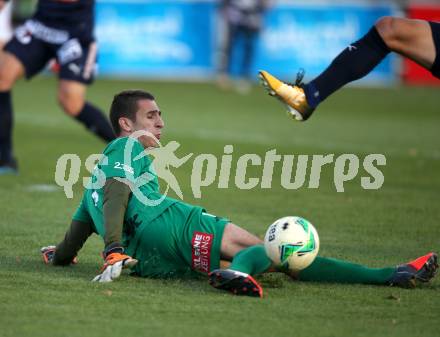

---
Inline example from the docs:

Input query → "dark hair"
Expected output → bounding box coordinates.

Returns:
[109,90,155,135]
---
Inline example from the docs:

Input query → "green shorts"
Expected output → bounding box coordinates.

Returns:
[128,201,229,278]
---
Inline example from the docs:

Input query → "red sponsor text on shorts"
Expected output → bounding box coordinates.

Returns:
[191,232,213,273]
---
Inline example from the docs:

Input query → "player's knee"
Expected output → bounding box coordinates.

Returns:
[221,223,262,256]
[375,16,401,49]
[57,90,84,116]
[0,77,13,91]
[0,66,16,91]
[0,52,24,90]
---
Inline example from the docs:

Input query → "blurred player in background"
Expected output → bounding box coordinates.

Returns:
[41,90,438,298]
[0,0,115,174]
[259,17,440,121]
[0,0,12,49]
[218,0,270,94]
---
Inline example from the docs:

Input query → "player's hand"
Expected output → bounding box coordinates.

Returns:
[40,245,78,265]
[92,252,138,283]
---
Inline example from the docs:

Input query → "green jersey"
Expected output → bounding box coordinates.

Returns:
[73,137,177,244]
[72,136,229,277]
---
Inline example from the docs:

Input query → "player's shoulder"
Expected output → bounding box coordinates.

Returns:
[103,137,144,156]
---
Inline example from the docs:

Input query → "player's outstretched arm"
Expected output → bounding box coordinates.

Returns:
[102,178,131,248]
[41,219,94,265]
[92,178,137,282]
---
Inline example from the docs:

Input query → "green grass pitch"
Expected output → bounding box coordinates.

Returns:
[0,77,439,337]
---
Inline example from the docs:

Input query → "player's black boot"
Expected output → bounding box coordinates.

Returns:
[209,269,263,298]
[389,252,438,288]
[0,157,18,175]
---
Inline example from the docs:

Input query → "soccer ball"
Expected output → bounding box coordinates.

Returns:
[264,216,320,272]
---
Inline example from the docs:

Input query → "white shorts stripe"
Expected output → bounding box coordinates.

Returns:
[83,41,97,80]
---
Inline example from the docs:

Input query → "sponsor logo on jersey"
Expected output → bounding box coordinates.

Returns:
[24,20,69,44]
[15,25,32,45]
[113,161,134,174]
[91,190,99,206]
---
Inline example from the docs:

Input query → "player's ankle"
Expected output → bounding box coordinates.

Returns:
[103,242,124,257]
[303,82,320,109]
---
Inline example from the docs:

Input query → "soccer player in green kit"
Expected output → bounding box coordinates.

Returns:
[42,90,438,298]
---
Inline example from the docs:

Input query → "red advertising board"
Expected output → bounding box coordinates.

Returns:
[404,5,440,85]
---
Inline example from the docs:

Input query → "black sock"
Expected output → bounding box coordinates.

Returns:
[304,27,390,108]
[0,91,13,164]
[75,102,115,142]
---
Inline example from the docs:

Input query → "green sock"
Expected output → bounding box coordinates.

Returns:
[230,245,273,275]
[298,256,396,285]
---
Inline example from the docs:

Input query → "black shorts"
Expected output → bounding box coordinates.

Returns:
[429,21,440,79]
[4,19,97,84]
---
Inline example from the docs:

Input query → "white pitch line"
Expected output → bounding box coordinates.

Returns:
[25,184,60,192]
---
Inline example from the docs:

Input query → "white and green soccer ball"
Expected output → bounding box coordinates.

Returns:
[264,216,320,272]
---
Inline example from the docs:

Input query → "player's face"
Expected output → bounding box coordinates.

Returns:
[132,99,164,148]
